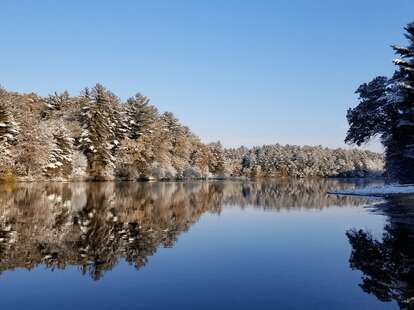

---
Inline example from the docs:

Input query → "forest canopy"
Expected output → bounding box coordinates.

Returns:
[0,84,382,181]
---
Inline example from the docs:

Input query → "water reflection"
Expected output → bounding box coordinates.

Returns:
[347,197,414,309]
[0,179,373,280]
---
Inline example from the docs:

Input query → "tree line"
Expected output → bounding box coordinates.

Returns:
[0,84,382,181]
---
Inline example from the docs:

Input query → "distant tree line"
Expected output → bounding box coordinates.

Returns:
[346,21,414,184]
[225,144,382,178]
[0,84,382,181]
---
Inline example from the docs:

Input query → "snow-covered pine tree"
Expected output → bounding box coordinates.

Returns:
[160,112,183,148]
[125,93,159,140]
[207,142,226,177]
[345,77,392,144]
[388,22,414,183]
[160,112,196,175]
[105,91,126,152]
[189,141,210,177]
[346,21,414,183]
[116,93,164,177]
[0,91,19,176]
[0,91,19,145]
[43,125,73,178]
[79,84,116,179]
[345,76,401,180]
[152,112,174,166]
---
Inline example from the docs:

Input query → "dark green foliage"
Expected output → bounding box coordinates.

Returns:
[346,22,414,183]
[345,76,393,145]
[347,198,414,309]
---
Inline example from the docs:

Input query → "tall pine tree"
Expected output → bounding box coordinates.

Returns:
[389,22,414,183]
[79,84,116,179]
[346,21,414,183]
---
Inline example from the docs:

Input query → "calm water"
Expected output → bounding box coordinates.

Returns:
[0,179,410,309]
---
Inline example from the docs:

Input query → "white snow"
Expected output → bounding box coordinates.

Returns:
[399,82,414,90]
[329,184,414,197]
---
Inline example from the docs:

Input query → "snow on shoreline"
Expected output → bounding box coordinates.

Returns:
[328,184,414,197]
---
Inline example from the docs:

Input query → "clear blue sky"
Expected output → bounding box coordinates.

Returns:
[1,0,413,150]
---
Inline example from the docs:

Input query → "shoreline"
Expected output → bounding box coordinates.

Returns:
[328,184,414,198]
[0,175,384,184]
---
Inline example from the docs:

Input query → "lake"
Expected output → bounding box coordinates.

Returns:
[0,179,409,310]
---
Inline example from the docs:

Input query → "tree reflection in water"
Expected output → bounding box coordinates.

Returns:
[347,197,414,309]
[0,179,372,280]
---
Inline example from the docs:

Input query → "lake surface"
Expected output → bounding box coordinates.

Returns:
[0,179,411,309]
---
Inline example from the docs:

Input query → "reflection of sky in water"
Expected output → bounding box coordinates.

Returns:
[0,180,398,309]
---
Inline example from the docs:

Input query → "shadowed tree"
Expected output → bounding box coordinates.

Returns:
[345,22,414,183]
[347,198,414,309]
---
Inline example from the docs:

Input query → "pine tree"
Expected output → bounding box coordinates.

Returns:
[0,92,19,145]
[387,22,414,183]
[160,112,183,149]
[43,126,73,177]
[207,142,226,176]
[125,93,158,140]
[161,113,192,174]
[345,76,393,145]
[0,90,19,177]
[79,84,116,178]
[190,142,210,177]
[118,94,169,177]
[346,21,414,183]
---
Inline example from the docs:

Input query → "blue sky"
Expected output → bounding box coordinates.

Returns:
[1,0,413,150]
